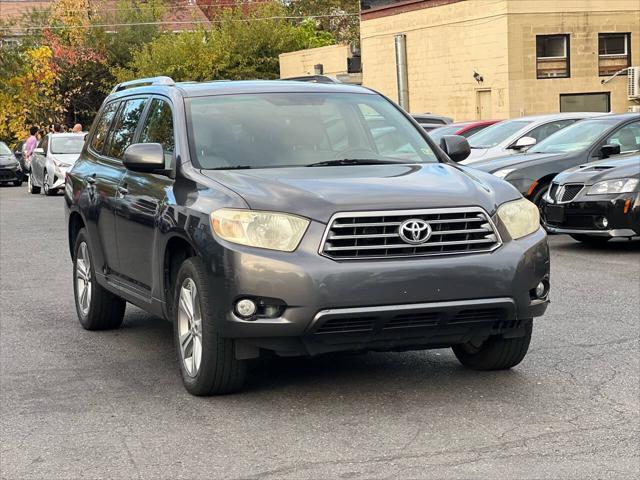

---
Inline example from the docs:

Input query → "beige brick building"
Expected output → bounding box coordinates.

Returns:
[361,0,640,120]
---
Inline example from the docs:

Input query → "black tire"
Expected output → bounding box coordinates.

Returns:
[27,175,40,194]
[43,171,55,196]
[174,257,246,396]
[13,180,22,187]
[570,234,611,245]
[530,183,549,208]
[73,228,126,330]
[452,322,532,370]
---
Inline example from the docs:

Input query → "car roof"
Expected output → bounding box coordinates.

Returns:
[111,79,375,99]
[512,112,606,122]
[48,133,86,138]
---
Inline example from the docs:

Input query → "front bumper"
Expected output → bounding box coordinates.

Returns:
[0,165,24,183]
[542,193,640,238]
[205,223,550,357]
[50,167,68,190]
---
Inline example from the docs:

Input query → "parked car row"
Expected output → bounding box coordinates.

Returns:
[0,133,85,194]
[425,112,640,243]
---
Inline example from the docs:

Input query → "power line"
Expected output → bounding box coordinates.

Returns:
[1,13,360,33]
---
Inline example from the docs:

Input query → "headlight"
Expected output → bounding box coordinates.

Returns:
[497,198,540,240]
[587,178,639,195]
[211,209,309,252]
[493,168,515,179]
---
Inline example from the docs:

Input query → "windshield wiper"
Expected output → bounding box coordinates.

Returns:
[306,158,403,167]
[210,165,253,170]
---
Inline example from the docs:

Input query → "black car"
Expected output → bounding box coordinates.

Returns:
[0,141,24,186]
[470,114,640,206]
[541,153,639,244]
[65,77,549,395]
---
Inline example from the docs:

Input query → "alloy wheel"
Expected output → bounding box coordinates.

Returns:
[43,173,49,195]
[75,242,92,316]
[177,278,203,377]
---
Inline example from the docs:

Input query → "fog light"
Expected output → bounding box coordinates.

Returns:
[533,281,549,299]
[235,299,257,318]
[595,216,609,229]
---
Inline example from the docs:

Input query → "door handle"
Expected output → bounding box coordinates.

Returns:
[117,185,128,196]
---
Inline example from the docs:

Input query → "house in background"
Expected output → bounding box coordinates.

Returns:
[360,0,640,119]
[0,0,210,43]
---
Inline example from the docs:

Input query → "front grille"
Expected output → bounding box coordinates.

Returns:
[320,208,501,260]
[557,184,584,203]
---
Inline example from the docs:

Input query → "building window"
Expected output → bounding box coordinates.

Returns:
[599,33,631,76]
[536,34,570,79]
[560,93,610,113]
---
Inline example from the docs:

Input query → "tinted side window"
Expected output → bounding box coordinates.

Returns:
[526,119,575,143]
[90,101,119,154]
[139,99,174,168]
[606,121,640,153]
[104,98,147,160]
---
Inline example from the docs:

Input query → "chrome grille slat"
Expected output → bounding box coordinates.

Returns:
[325,237,497,252]
[320,208,502,260]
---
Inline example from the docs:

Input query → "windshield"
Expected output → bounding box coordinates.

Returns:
[51,136,85,154]
[468,120,532,148]
[0,142,11,155]
[186,92,439,169]
[428,125,464,143]
[529,119,618,154]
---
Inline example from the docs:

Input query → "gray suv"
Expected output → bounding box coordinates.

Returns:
[65,77,550,395]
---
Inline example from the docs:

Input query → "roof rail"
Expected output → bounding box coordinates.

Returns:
[111,76,175,93]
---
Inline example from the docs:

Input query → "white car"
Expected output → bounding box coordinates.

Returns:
[28,133,85,195]
[461,112,605,164]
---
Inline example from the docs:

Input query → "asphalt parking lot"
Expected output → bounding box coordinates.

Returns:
[1,184,638,479]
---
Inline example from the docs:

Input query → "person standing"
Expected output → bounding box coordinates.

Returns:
[22,126,39,170]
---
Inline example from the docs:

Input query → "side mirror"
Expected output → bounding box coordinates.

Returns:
[439,135,471,162]
[511,136,536,150]
[123,143,165,172]
[600,144,621,158]
[33,147,44,155]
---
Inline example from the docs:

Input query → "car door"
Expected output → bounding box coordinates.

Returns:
[589,120,640,161]
[513,119,577,149]
[115,96,175,290]
[89,97,148,276]
[31,135,49,186]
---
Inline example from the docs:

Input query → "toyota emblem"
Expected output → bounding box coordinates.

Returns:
[399,219,432,245]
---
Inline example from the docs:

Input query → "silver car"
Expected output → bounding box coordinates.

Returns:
[28,133,85,195]
[461,112,605,164]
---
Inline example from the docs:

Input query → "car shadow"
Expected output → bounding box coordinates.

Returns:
[552,236,639,254]
[113,308,530,399]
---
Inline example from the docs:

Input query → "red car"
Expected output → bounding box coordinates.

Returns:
[428,120,502,143]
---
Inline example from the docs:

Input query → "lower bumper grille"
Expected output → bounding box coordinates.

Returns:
[311,299,515,338]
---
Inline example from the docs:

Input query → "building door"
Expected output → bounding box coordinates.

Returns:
[476,90,492,119]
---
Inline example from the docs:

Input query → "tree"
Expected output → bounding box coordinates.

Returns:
[118,1,335,82]
[285,0,360,47]
[0,46,64,143]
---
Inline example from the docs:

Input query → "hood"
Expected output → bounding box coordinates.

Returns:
[470,152,567,173]
[52,153,80,166]
[553,154,640,185]
[201,163,520,223]
[0,154,18,166]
